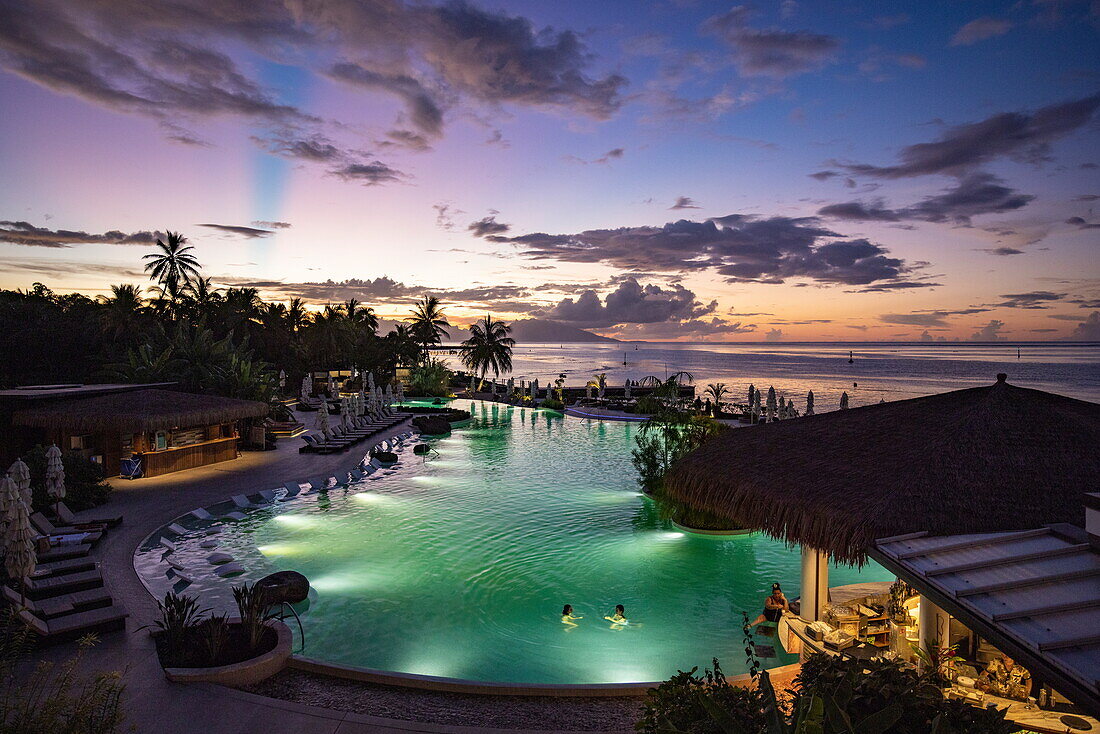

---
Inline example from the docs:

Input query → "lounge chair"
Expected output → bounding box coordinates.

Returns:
[160,537,178,553]
[31,513,102,544]
[164,557,196,585]
[308,476,335,492]
[35,556,97,577]
[37,543,92,563]
[166,522,189,535]
[280,481,306,501]
[191,507,243,523]
[17,605,128,642]
[300,434,350,454]
[3,585,113,619]
[20,568,103,599]
[55,501,122,528]
[231,495,260,510]
[348,469,364,482]
[257,489,277,503]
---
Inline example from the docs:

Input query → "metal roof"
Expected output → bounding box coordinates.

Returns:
[871,523,1100,717]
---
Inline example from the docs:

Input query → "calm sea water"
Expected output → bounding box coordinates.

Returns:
[445,342,1100,409]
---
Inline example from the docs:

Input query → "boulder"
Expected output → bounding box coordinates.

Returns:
[255,570,310,606]
[413,443,431,455]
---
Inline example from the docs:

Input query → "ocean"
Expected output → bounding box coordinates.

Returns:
[441,342,1100,409]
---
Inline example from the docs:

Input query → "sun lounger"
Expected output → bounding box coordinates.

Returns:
[167,522,189,535]
[160,537,178,553]
[34,556,97,577]
[190,508,215,521]
[348,469,364,482]
[280,481,306,501]
[258,489,277,503]
[20,568,103,599]
[55,501,121,528]
[165,557,197,585]
[300,434,350,454]
[4,585,113,619]
[231,495,260,509]
[308,477,334,492]
[31,513,102,544]
[18,604,127,642]
[37,543,92,563]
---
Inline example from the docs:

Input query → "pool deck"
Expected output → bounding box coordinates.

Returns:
[27,413,583,734]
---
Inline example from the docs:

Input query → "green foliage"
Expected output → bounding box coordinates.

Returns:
[0,610,127,733]
[642,653,1015,734]
[631,408,723,493]
[635,395,664,414]
[200,614,230,667]
[22,445,111,513]
[541,397,565,410]
[636,659,766,734]
[407,358,452,397]
[460,315,515,390]
[232,583,277,653]
[146,592,209,667]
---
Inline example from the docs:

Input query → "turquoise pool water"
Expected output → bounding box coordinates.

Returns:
[135,402,893,685]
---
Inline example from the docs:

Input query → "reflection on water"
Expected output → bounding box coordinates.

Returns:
[135,401,892,685]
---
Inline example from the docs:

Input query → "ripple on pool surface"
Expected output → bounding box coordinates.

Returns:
[134,400,891,685]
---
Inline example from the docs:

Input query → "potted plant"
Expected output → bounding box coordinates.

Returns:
[147,585,292,686]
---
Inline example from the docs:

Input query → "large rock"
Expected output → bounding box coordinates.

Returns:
[255,570,310,606]
[413,415,452,435]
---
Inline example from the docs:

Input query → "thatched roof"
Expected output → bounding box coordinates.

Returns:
[665,375,1100,565]
[12,389,267,434]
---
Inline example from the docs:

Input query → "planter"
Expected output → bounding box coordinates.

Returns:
[162,619,292,687]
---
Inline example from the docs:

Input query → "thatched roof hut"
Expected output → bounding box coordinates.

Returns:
[665,375,1100,564]
[12,388,267,434]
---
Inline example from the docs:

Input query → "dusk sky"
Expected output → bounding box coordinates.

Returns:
[1,0,1098,341]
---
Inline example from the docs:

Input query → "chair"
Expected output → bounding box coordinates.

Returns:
[35,556,97,577]
[3,585,113,619]
[257,489,278,503]
[348,469,364,482]
[160,537,178,553]
[37,543,92,563]
[20,568,103,599]
[55,501,121,528]
[17,605,128,642]
[280,481,306,501]
[231,495,259,510]
[30,514,102,544]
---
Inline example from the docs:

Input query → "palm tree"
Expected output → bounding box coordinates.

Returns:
[343,298,378,333]
[460,315,515,391]
[587,372,608,400]
[142,231,201,304]
[407,295,450,354]
[181,277,221,321]
[97,284,146,341]
[285,298,308,332]
[705,383,729,417]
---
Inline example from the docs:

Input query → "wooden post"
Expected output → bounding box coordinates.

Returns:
[800,545,829,621]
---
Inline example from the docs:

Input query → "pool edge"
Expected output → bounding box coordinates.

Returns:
[287,656,803,698]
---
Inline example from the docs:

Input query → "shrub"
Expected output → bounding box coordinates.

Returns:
[635,395,663,414]
[0,610,127,732]
[631,409,723,493]
[22,445,111,513]
[540,397,564,410]
[147,592,208,667]
[232,583,278,653]
[636,658,765,734]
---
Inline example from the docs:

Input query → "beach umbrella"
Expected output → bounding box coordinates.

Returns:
[45,445,66,514]
[367,372,376,392]
[396,382,405,403]
[766,386,777,423]
[586,382,593,400]
[748,384,755,409]
[358,388,367,416]
[752,390,762,423]
[8,458,31,509]
[625,380,631,400]
[341,397,351,426]
[327,374,336,397]
[374,386,383,412]
[531,379,538,401]
[805,391,815,416]
[315,401,332,441]
[840,391,850,410]
[786,399,796,418]
[384,384,394,406]
[2,475,36,604]
[279,370,286,389]
[507,377,514,395]
[301,375,312,402]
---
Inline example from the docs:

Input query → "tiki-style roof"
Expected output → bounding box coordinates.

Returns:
[12,388,267,433]
[665,375,1100,564]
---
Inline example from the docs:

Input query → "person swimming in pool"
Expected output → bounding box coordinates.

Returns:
[604,604,627,627]
[561,604,583,627]
[748,583,789,628]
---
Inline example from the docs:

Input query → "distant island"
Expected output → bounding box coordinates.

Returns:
[507,319,620,343]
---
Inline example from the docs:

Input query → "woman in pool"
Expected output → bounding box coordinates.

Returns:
[561,604,583,628]
[604,604,627,627]
[749,583,789,628]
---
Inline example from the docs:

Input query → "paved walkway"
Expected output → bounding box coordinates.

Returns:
[29,416,584,733]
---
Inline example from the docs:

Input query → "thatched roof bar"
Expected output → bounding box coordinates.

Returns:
[664,377,1100,565]
[12,388,268,434]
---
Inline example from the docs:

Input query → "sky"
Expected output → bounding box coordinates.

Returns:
[0,0,1098,342]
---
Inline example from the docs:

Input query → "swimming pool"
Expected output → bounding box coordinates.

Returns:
[135,401,892,686]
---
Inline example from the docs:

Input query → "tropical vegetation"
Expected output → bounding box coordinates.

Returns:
[459,315,515,391]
